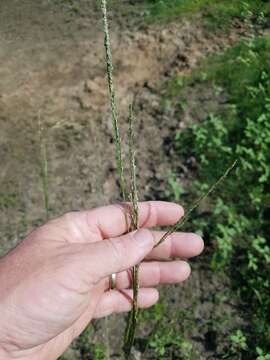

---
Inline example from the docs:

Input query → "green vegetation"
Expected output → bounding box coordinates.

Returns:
[75,326,106,359]
[0,192,17,210]
[144,0,270,30]
[138,301,198,359]
[59,326,106,360]
[147,325,194,359]
[167,35,270,357]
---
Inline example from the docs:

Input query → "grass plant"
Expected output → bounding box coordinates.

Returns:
[101,2,138,354]
[100,0,238,357]
[38,112,49,220]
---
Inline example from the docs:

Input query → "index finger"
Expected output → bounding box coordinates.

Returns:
[85,201,184,239]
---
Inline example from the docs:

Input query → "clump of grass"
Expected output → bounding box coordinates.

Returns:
[100,1,238,357]
[38,112,49,220]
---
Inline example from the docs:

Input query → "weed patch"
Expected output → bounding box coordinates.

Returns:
[168,35,270,357]
[143,0,270,31]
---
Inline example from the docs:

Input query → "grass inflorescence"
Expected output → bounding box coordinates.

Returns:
[101,0,126,201]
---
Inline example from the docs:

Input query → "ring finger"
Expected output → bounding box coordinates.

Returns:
[108,260,191,290]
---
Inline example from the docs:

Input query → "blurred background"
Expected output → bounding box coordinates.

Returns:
[0,0,269,359]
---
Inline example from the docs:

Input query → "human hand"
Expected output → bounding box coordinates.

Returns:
[0,201,204,360]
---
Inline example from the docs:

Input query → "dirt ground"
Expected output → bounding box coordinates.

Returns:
[0,1,256,358]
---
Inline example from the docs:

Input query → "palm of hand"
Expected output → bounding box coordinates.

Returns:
[0,202,203,360]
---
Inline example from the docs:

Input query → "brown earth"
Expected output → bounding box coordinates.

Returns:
[0,1,256,359]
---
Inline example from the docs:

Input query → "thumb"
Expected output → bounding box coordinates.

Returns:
[81,229,155,283]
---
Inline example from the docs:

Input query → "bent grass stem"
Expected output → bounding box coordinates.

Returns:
[155,159,238,248]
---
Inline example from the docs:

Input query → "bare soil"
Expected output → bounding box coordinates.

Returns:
[0,1,254,358]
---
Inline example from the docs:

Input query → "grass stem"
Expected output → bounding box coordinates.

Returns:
[38,112,49,220]
[101,0,126,201]
[155,159,238,248]
[123,104,139,357]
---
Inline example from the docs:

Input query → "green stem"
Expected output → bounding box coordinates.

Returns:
[123,105,140,357]
[155,159,238,248]
[38,114,49,220]
[101,0,126,200]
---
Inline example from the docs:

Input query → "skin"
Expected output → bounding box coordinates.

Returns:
[0,201,204,360]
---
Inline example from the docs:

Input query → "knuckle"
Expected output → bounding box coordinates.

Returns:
[142,201,158,228]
